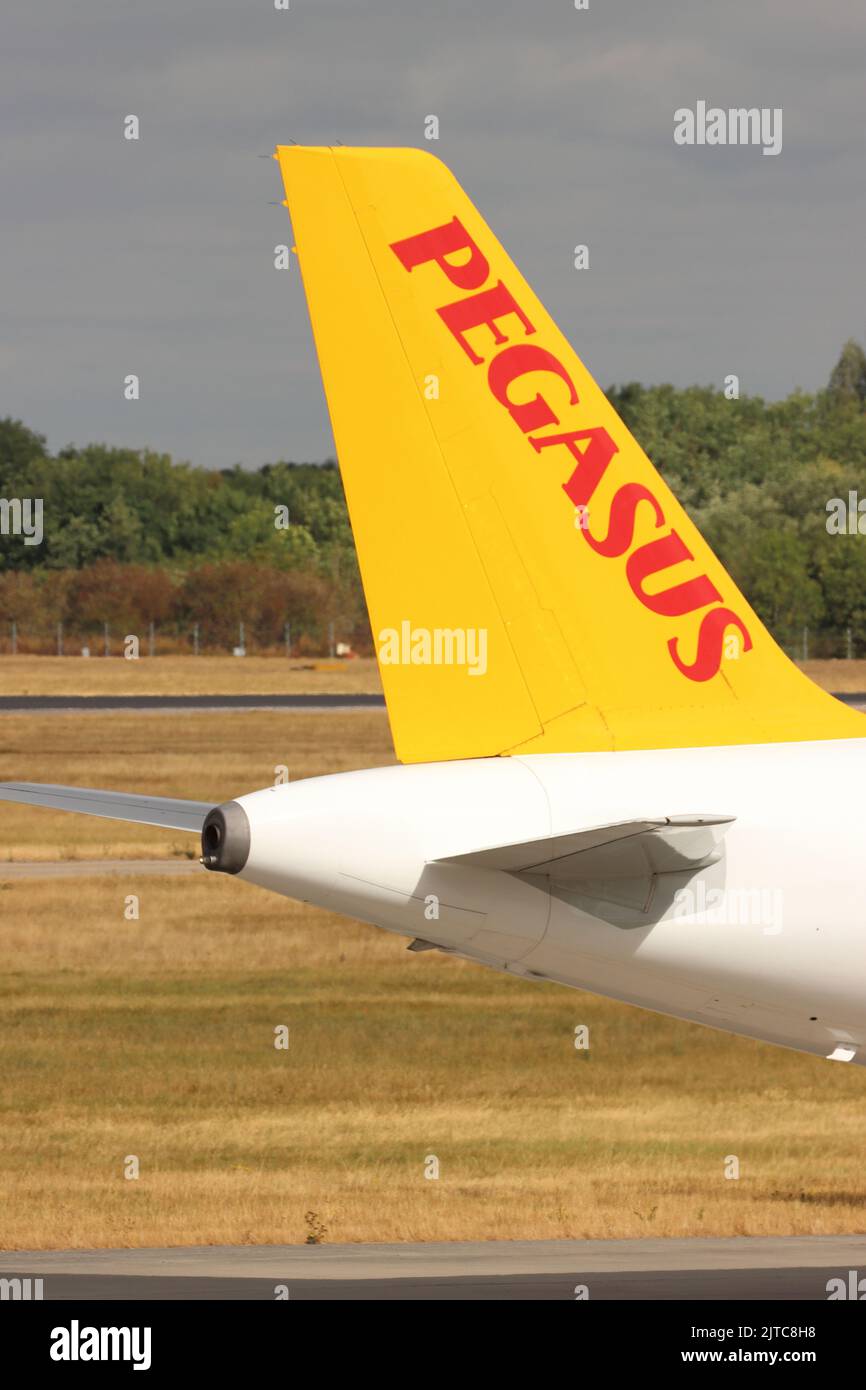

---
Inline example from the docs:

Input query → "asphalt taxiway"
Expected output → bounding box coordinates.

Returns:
[0,693,864,714]
[0,694,385,712]
[2,1236,863,1300]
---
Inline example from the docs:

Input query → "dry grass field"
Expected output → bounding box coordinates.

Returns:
[0,704,864,1249]
[800,658,866,694]
[0,655,382,697]
[0,653,863,698]
[3,871,866,1249]
[0,710,395,861]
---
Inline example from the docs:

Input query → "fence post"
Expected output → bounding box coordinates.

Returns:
[11,620,17,656]
[104,622,110,657]
[328,621,335,658]
[285,622,291,658]
[802,626,808,662]
[148,621,155,658]
[57,621,63,657]
[847,627,853,660]
[193,623,200,657]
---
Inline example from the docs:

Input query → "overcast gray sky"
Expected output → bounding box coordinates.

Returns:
[3,0,865,468]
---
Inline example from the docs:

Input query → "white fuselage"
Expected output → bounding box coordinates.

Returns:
[233,739,866,1066]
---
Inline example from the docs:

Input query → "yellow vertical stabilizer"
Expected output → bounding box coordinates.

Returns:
[275,144,864,762]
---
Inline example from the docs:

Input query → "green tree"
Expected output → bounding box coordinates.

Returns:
[827,339,866,406]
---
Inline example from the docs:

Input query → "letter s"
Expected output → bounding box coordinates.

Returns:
[668,608,752,682]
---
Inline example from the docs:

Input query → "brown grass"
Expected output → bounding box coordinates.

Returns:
[1,654,862,698]
[2,872,865,1248]
[799,659,866,694]
[0,655,382,697]
[0,707,864,1248]
[0,711,395,860]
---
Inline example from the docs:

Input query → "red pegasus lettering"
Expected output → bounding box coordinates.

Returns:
[529,427,619,508]
[488,344,578,434]
[583,482,664,558]
[668,608,752,681]
[626,533,722,617]
[392,217,752,688]
[389,217,489,290]
[438,282,535,365]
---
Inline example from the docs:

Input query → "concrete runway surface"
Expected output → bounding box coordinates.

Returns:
[2,1236,864,1301]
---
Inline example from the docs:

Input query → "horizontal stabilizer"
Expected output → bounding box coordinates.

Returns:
[433,814,735,882]
[0,782,213,833]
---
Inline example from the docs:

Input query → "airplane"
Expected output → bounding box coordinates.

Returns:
[3,146,865,1069]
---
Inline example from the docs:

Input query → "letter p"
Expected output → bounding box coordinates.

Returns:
[390,216,489,290]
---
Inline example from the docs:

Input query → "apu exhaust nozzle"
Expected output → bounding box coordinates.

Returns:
[201,801,251,874]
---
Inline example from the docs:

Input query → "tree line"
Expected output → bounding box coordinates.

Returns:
[3,339,866,655]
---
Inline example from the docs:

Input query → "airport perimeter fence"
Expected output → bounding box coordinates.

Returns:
[0,620,862,664]
[0,618,371,659]
[779,625,866,663]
